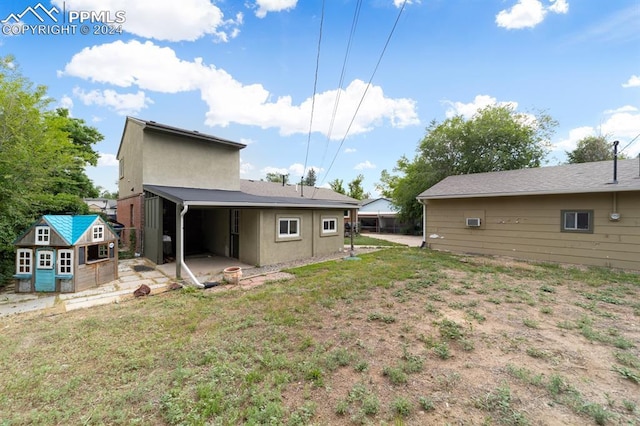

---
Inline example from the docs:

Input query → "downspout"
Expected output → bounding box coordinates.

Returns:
[180,204,203,288]
[419,199,427,248]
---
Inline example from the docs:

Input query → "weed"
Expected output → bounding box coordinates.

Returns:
[487,297,502,304]
[540,285,555,293]
[612,365,640,384]
[419,396,435,411]
[368,312,396,324]
[354,361,369,372]
[361,394,380,416]
[540,306,553,314]
[382,366,408,385]
[622,400,636,413]
[424,302,440,314]
[473,383,528,425]
[288,402,316,425]
[614,351,640,369]
[391,396,412,417]
[465,309,486,323]
[335,400,349,416]
[436,318,464,340]
[525,347,548,359]
[432,342,451,360]
[327,347,352,369]
[428,293,445,302]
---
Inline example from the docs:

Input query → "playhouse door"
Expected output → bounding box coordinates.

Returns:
[35,249,56,292]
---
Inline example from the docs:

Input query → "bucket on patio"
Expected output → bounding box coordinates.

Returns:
[223,266,242,285]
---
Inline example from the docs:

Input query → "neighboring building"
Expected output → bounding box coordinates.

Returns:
[84,198,117,220]
[116,117,359,282]
[417,159,640,270]
[358,198,408,234]
[13,215,119,293]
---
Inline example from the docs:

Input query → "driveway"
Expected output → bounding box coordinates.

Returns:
[363,233,424,247]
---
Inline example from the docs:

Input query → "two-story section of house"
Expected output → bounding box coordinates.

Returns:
[116,117,359,282]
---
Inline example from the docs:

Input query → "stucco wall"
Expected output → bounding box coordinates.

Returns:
[425,192,640,270]
[117,119,144,196]
[142,131,240,190]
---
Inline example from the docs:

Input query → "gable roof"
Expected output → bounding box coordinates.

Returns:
[145,182,360,209]
[117,116,246,158]
[42,215,101,245]
[418,159,640,200]
[359,198,398,215]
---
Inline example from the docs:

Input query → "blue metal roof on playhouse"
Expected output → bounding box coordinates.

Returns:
[42,215,100,245]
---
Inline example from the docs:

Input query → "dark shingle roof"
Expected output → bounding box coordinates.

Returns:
[129,117,246,149]
[240,180,357,202]
[418,159,640,200]
[145,183,360,209]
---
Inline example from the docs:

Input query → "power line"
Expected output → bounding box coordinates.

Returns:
[301,0,325,195]
[316,0,408,195]
[619,132,640,153]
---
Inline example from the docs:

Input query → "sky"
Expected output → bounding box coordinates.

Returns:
[1,0,639,197]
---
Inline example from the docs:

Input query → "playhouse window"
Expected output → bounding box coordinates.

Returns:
[322,217,338,235]
[278,217,300,238]
[16,249,32,274]
[35,226,50,245]
[87,244,109,262]
[92,225,105,242]
[37,251,53,269]
[58,250,73,275]
[561,210,593,233]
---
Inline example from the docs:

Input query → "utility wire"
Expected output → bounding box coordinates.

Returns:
[315,0,408,196]
[301,0,325,196]
[619,132,640,153]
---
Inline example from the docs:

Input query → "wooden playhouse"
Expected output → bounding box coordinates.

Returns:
[13,215,119,293]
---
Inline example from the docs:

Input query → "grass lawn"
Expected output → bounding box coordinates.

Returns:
[1,248,639,425]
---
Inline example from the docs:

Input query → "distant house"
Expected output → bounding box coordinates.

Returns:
[83,198,117,220]
[358,198,408,234]
[116,117,359,283]
[13,215,119,293]
[417,160,640,270]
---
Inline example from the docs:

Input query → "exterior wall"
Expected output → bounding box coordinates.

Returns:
[240,209,260,266]
[117,120,144,196]
[142,131,241,191]
[202,209,230,257]
[424,192,640,270]
[116,193,144,252]
[257,209,344,266]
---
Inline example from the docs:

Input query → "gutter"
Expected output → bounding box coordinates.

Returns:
[179,204,203,288]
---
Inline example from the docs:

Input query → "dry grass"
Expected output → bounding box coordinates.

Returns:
[1,248,639,425]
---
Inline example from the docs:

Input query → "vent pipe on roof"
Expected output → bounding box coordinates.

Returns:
[612,140,619,184]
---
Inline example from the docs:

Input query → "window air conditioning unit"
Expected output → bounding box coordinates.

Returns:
[466,217,481,227]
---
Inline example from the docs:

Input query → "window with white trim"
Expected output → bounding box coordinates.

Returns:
[37,250,54,269]
[322,217,338,235]
[561,210,593,233]
[58,250,73,275]
[35,226,50,245]
[16,249,32,274]
[278,217,300,238]
[92,225,105,242]
[344,210,350,218]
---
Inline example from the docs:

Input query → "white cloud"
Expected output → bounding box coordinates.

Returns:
[240,159,254,175]
[496,0,568,30]
[61,40,419,139]
[58,95,73,111]
[97,152,119,167]
[552,126,594,152]
[72,87,153,115]
[239,137,255,145]
[261,166,289,176]
[52,0,242,42]
[254,0,297,19]
[443,95,518,119]
[393,0,419,7]
[622,75,640,88]
[344,148,357,153]
[354,160,376,170]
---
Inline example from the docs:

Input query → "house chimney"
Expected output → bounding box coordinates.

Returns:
[613,140,619,184]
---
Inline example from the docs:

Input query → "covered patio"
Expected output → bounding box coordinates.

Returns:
[156,253,253,284]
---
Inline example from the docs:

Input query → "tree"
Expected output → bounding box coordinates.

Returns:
[265,172,288,184]
[303,168,317,187]
[377,105,557,223]
[328,178,345,194]
[0,56,93,287]
[566,135,623,164]
[347,174,370,200]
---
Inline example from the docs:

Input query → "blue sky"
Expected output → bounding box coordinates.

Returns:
[1,0,638,196]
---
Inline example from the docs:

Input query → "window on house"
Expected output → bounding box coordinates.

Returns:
[58,250,73,275]
[322,217,338,235]
[93,225,105,242]
[37,250,53,269]
[87,244,109,262]
[278,217,300,238]
[119,158,124,179]
[130,204,134,227]
[561,210,593,233]
[16,249,32,274]
[344,210,350,219]
[35,226,50,245]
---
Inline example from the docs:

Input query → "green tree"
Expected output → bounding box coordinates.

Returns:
[303,168,317,186]
[377,105,556,223]
[347,174,370,200]
[328,178,345,194]
[0,56,91,287]
[566,135,623,164]
[265,172,288,184]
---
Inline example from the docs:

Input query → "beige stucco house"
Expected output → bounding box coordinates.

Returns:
[417,159,640,270]
[116,117,359,284]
